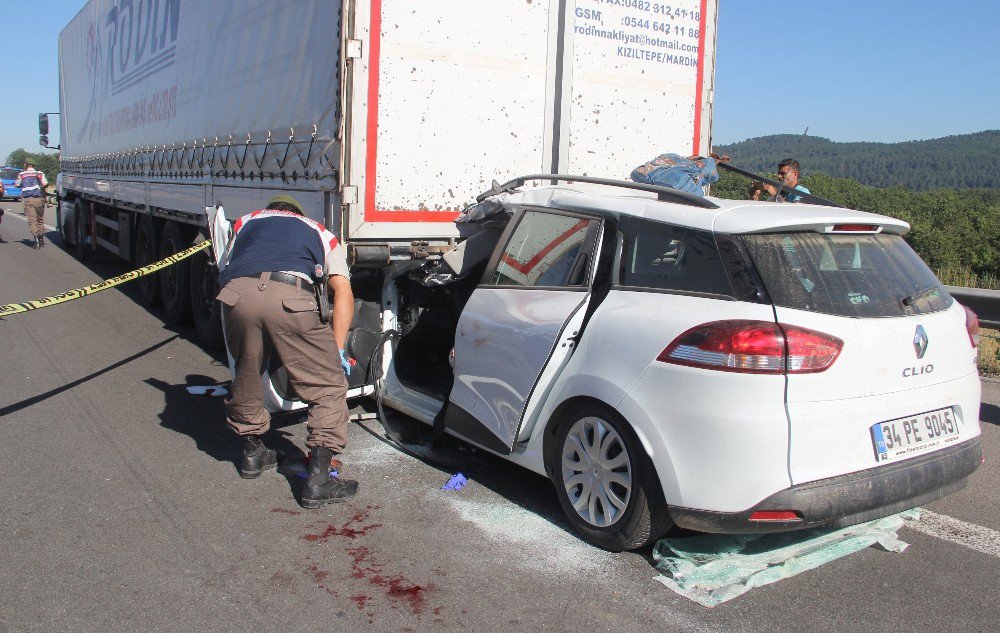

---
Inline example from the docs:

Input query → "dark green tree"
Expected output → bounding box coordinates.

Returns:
[5,148,60,184]
[710,170,1000,279]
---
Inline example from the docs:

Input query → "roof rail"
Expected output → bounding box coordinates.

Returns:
[476,174,720,209]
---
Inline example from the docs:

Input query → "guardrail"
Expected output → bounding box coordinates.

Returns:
[947,286,1000,330]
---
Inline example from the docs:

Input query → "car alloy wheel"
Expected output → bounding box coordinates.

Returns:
[551,403,672,551]
[561,415,634,528]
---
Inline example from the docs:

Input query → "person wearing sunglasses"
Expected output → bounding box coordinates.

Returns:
[752,158,810,202]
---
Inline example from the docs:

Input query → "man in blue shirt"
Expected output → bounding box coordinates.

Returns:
[754,158,811,203]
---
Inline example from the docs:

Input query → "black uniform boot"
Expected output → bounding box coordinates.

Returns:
[37,235,45,248]
[32,236,40,249]
[239,435,277,479]
[301,446,358,508]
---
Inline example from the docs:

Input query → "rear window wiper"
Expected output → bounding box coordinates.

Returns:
[901,286,938,306]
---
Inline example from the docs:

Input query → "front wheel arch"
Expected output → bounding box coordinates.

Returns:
[544,398,672,551]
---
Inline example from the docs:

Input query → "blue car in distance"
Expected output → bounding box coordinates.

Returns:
[1,166,22,200]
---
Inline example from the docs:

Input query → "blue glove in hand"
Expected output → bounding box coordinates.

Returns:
[339,349,351,376]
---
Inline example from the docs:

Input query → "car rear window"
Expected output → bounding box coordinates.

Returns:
[617,216,733,296]
[741,232,952,317]
[1,168,20,180]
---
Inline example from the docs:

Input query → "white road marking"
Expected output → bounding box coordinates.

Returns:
[907,509,1000,559]
[3,209,57,231]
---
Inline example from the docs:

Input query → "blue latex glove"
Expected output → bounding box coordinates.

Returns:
[339,349,351,376]
[441,473,467,491]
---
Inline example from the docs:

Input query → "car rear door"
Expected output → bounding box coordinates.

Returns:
[445,207,603,454]
[742,231,983,485]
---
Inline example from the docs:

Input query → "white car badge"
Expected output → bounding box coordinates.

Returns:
[913,325,929,359]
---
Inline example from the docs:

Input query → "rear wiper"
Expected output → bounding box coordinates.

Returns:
[901,286,938,306]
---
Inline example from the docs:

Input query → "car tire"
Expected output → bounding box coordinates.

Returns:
[551,403,672,551]
[134,216,160,307]
[189,233,225,350]
[159,221,192,324]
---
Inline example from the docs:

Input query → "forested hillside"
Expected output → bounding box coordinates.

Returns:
[711,169,1000,279]
[714,131,1000,190]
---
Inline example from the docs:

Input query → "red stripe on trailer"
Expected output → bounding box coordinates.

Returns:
[364,0,460,224]
[692,0,709,156]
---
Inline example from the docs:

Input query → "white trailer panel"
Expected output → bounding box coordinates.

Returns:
[343,0,718,241]
[563,0,717,176]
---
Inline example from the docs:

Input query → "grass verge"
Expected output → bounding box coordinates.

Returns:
[980,328,999,377]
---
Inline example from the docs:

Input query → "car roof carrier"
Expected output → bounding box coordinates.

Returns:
[476,174,721,209]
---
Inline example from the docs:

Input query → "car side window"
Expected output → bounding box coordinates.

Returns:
[489,211,595,288]
[618,216,733,296]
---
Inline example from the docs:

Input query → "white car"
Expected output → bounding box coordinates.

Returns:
[260,176,984,551]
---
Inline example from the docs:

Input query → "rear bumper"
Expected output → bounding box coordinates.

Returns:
[670,437,982,533]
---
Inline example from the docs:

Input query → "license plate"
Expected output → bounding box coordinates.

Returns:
[871,407,960,462]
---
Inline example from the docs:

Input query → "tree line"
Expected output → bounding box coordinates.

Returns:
[5,149,59,185]
[714,131,1000,191]
[711,169,1000,279]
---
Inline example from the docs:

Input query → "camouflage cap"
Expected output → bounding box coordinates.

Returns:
[266,194,304,215]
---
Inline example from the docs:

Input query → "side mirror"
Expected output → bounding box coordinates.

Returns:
[39,113,49,135]
[39,134,49,147]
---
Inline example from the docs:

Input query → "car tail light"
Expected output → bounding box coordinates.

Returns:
[749,510,802,522]
[657,320,843,374]
[963,305,980,348]
[830,224,880,232]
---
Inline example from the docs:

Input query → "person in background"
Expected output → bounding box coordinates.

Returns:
[15,159,48,248]
[216,194,358,509]
[752,158,810,202]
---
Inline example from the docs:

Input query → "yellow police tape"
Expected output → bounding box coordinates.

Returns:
[0,240,212,317]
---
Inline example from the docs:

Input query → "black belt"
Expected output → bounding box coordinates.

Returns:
[243,272,313,289]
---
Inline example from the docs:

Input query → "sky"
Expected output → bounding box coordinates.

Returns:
[1,0,997,163]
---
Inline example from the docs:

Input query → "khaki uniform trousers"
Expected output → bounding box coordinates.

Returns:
[23,198,46,237]
[217,273,349,452]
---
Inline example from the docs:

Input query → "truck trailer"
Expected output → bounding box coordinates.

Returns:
[50,0,721,549]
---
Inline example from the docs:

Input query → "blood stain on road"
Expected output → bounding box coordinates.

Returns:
[350,594,369,610]
[300,504,443,619]
[304,563,339,598]
[301,505,382,542]
[347,544,435,615]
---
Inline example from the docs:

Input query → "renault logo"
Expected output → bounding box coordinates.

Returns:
[913,325,928,359]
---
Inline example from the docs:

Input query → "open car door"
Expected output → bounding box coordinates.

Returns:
[445,208,603,454]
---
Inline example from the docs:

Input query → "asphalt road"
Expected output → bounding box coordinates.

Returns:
[1,202,998,632]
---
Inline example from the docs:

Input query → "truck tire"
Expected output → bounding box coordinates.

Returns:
[189,233,225,350]
[55,199,65,244]
[159,221,192,324]
[134,216,160,307]
[73,201,88,262]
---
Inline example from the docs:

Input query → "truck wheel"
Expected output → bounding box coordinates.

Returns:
[159,221,192,324]
[550,403,672,551]
[55,200,65,244]
[73,201,88,261]
[134,216,160,307]
[189,233,225,350]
